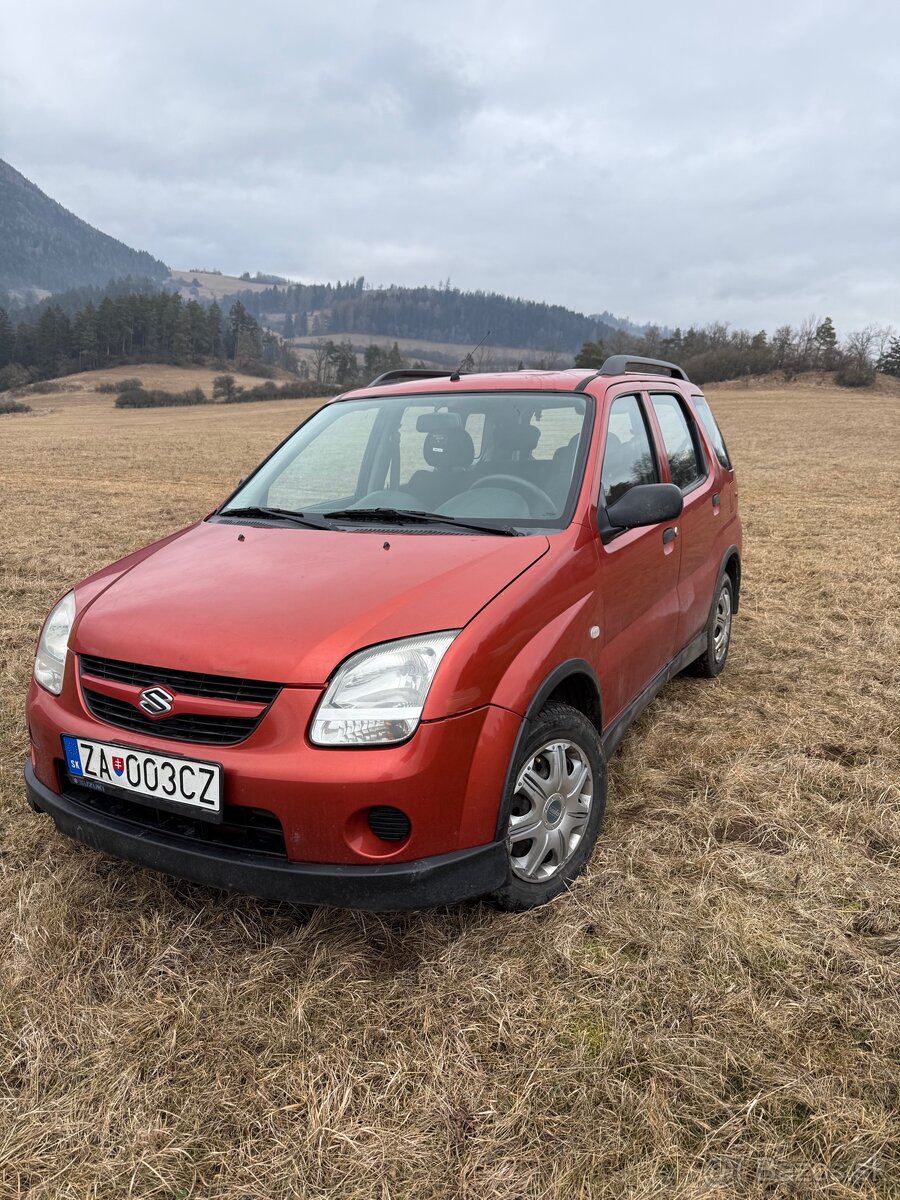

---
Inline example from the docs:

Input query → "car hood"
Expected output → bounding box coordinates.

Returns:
[72,520,549,685]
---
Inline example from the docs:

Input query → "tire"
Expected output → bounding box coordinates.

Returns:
[690,574,734,679]
[490,702,607,911]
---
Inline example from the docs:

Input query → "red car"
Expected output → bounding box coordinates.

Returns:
[25,356,741,910]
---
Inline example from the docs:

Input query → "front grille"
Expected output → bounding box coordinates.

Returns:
[81,689,261,746]
[79,655,281,746]
[60,768,287,858]
[80,655,280,705]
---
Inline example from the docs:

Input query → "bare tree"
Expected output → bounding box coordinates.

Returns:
[873,324,896,363]
[793,315,818,371]
[837,326,877,387]
[311,337,335,386]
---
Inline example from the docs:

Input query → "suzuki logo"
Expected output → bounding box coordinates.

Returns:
[139,685,175,717]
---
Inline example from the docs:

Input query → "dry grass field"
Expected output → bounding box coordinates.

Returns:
[0,374,898,1199]
[9,363,294,409]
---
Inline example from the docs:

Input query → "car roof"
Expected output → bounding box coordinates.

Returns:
[337,357,691,402]
[338,369,593,400]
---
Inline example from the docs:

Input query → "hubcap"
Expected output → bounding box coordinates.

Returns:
[508,740,594,883]
[713,586,732,663]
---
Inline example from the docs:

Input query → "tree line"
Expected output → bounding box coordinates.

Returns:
[3,284,898,394]
[0,293,297,388]
[575,317,900,387]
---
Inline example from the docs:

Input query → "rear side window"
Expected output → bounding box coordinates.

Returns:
[692,394,732,469]
[649,394,706,491]
[601,394,659,506]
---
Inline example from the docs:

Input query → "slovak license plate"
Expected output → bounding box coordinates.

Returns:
[62,735,223,821]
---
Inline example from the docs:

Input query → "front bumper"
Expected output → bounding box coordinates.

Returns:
[27,666,522,867]
[25,762,509,910]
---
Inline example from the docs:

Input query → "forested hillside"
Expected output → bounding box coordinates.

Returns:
[0,294,297,385]
[226,278,618,352]
[0,160,169,296]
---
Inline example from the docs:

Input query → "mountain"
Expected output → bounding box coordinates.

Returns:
[0,159,632,353]
[0,159,169,297]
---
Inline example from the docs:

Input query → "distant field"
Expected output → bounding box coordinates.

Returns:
[0,379,898,1198]
[290,331,556,371]
[169,269,281,299]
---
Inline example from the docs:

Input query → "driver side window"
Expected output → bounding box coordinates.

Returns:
[601,395,659,507]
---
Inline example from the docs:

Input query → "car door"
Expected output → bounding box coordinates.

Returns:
[646,391,719,652]
[594,391,681,722]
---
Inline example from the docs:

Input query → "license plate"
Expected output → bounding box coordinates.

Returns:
[62,735,223,820]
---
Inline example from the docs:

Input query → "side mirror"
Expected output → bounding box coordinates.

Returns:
[605,483,683,531]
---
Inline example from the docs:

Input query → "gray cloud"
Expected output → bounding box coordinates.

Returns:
[2,0,899,332]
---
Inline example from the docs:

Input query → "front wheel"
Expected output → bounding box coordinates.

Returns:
[490,702,606,911]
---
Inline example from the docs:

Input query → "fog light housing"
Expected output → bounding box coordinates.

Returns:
[367,806,412,842]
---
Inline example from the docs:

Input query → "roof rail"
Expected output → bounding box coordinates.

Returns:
[366,369,461,388]
[598,355,689,381]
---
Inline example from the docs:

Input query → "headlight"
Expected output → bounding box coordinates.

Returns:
[310,631,459,746]
[34,591,76,695]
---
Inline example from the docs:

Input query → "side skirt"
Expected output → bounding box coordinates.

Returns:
[600,632,706,759]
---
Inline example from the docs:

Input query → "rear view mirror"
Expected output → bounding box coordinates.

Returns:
[416,411,462,433]
[605,483,683,530]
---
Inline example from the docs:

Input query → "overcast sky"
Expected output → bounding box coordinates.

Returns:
[2,0,898,332]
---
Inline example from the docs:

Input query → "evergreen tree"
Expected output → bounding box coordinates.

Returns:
[207,303,223,357]
[877,335,900,377]
[0,306,14,368]
[71,302,98,368]
[574,340,606,368]
[815,317,838,368]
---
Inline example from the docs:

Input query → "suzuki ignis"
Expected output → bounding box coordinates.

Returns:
[25,356,741,910]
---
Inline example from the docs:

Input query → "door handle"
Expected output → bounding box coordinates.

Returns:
[712,492,721,506]
[662,526,678,545]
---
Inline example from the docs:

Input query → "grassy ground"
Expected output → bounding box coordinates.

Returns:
[0,378,898,1198]
[7,363,293,410]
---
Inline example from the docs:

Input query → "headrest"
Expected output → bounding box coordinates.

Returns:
[552,433,581,464]
[494,423,541,456]
[423,427,475,470]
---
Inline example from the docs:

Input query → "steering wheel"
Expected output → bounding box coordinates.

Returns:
[470,474,557,516]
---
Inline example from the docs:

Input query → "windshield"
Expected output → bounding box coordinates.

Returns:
[221,391,591,530]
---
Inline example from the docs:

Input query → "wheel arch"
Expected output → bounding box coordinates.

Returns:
[524,659,603,728]
[495,659,603,840]
[718,544,742,613]
[715,547,744,614]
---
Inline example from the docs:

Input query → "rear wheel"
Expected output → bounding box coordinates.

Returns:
[690,574,734,678]
[490,702,606,911]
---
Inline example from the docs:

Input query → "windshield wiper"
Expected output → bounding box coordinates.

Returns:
[323,507,520,537]
[217,505,329,530]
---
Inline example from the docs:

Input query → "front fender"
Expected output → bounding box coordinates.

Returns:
[490,595,599,718]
